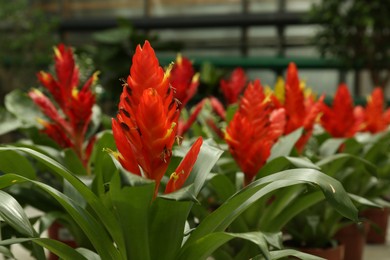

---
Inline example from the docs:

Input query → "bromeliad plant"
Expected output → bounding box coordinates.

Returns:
[29,44,99,169]
[0,41,360,260]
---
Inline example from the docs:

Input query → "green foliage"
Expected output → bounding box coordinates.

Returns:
[309,0,390,87]
[0,0,57,104]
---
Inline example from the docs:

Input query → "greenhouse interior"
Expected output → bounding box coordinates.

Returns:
[1,0,390,259]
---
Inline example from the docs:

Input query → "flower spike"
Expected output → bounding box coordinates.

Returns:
[112,41,180,194]
[225,80,286,185]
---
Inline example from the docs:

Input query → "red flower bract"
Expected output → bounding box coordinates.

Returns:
[321,84,363,137]
[29,44,98,168]
[225,80,286,185]
[361,88,390,133]
[282,63,324,152]
[112,41,202,195]
[170,54,199,108]
[220,67,247,105]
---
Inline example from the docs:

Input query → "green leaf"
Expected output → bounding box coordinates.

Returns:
[184,139,223,195]
[4,89,43,128]
[0,108,22,135]
[268,128,303,161]
[0,150,36,179]
[259,156,320,178]
[184,169,358,247]
[0,238,88,259]
[0,146,125,256]
[76,248,101,260]
[348,193,382,208]
[89,131,117,196]
[253,249,325,260]
[149,198,192,260]
[0,190,35,237]
[63,148,88,176]
[178,231,278,260]
[319,138,346,157]
[316,153,377,175]
[109,172,154,260]
[0,174,121,259]
[0,246,14,258]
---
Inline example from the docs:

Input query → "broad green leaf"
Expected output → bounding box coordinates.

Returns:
[149,198,192,260]
[348,193,382,208]
[0,108,22,135]
[76,248,101,260]
[4,89,43,128]
[63,149,88,176]
[0,150,36,179]
[261,191,324,232]
[0,246,14,258]
[208,174,236,201]
[0,174,120,259]
[184,169,358,247]
[0,190,35,237]
[319,138,346,157]
[89,131,117,196]
[259,156,320,178]
[184,140,223,195]
[252,249,325,260]
[178,231,277,260]
[0,146,125,256]
[0,238,87,259]
[316,153,377,175]
[109,172,154,260]
[268,128,302,161]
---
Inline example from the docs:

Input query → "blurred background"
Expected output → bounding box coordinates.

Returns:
[1,0,390,113]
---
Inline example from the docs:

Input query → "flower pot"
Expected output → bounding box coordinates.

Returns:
[299,244,345,260]
[334,222,369,260]
[361,207,389,244]
[47,221,77,260]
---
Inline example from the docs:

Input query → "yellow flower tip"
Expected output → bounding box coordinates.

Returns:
[32,88,43,96]
[103,148,121,160]
[164,63,174,80]
[264,86,273,95]
[176,53,183,65]
[192,72,200,83]
[53,46,62,60]
[169,171,179,182]
[72,87,79,98]
[164,122,177,139]
[262,93,272,105]
[299,80,307,91]
[37,117,49,127]
[92,71,101,84]
[224,131,233,142]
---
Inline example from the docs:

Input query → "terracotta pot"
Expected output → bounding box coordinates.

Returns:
[48,221,77,260]
[334,222,369,260]
[361,207,389,244]
[299,244,345,260]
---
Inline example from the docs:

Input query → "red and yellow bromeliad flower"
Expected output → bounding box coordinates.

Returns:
[272,63,324,153]
[220,67,248,105]
[225,80,286,185]
[111,41,203,195]
[360,87,390,134]
[321,84,364,138]
[170,54,200,108]
[29,44,98,168]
